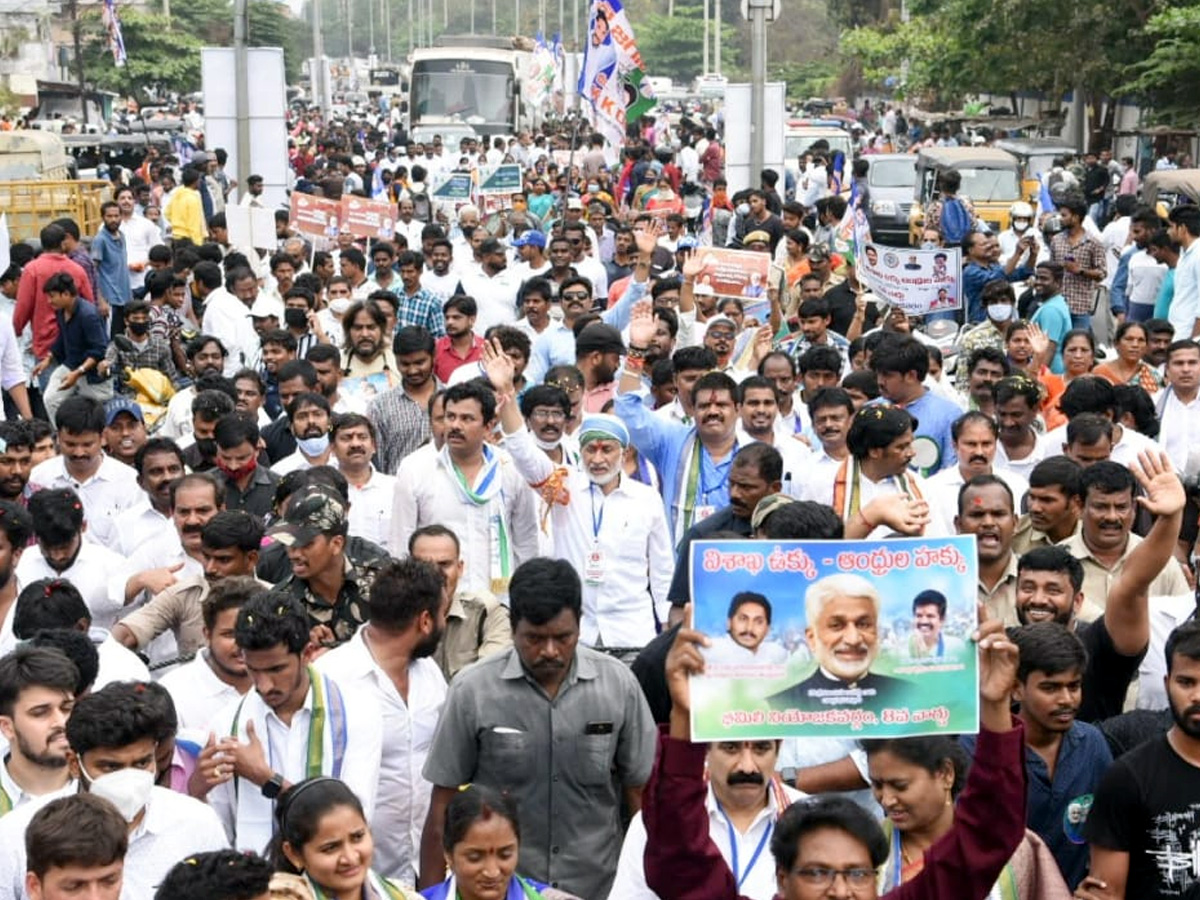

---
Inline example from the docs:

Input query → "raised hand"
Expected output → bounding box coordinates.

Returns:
[634,218,663,257]
[975,618,1019,707]
[1132,450,1185,518]
[681,248,706,280]
[628,299,656,348]
[481,337,516,394]
[665,605,711,723]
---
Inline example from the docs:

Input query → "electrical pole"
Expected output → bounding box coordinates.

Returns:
[714,0,720,75]
[71,0,87,125]
[748,0,767,187]
[233,0,251,187]
[701,0,708,75]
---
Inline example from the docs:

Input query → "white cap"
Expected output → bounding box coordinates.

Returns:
[249,293,284,320]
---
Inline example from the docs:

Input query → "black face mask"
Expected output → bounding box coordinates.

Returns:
[195,438,218,460]
[284,308,308,330]
[128,321,150,337]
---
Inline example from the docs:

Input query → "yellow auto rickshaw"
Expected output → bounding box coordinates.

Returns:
[909,146,1022,245]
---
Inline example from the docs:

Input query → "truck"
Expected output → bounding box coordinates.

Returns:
[407,36,537,138]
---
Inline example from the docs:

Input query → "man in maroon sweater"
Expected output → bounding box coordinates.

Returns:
[642,614,1027,900]
[13,223,95,378]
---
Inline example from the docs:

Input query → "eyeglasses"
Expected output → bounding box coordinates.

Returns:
[561,292,590,302]
[707,330,736,341]
[530,409,567,422]
[790,867,876,890]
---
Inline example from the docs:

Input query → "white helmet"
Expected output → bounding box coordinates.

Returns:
[1010,201,1034,219]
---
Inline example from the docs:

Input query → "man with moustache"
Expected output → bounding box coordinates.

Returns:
[905,590,967,660]
[1085,619,1200,898]
[370,327,438,476]
[0,648,78,815]
[704,592,788,666]
[1013,451,1183,723]
[734,376,810,493]
[159,336,229,443]
[490,342,672,648]
[609,729,805,899]
[330,414,396,553]
[115,437,186,565]
[955,475,1021,625]
[766,573,909,712]
[317,557,449,885]
[926,411,1029,516]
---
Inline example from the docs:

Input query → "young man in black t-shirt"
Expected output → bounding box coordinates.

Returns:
[1085,620,1200,899]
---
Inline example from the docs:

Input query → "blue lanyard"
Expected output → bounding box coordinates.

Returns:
[891,826,904,888]
[719,803,773,890]
[589,484,605,538]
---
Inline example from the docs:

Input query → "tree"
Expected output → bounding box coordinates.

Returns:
[635,6,738,83]
[1119,3,1200,126]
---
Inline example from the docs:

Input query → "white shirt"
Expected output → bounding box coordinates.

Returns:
[1041,422,1162,469]
[15,543,132,631]
[609,780,805,900]
[159,651,246,730]
[0,763,74,817]
[390,447,539,599]
[420,268,460,304]
[1137,593,1196,710]
[703,634,789,667]
[925,465,1030,520]
[116,499,180,564]
[456,267,522,333]
[28,455,141,554]
[572,254,610,299]
[993,432,1052,481]
[1170,240,1200,338]
[205,673,382,850]
[1158,388,1200,473]
[270,449,331,476]
[316,629,446,885]
[1100,217,1130,289]
[92,627,151,688]
[735,427,812,498]
[120,214,163,287]
[345,467,397,553]
[797,447,848,505]
[159,385,197,441]
[201,287,261,375]
[808,463,951,538]
[0,787,228,900]
[502,427,674,646]
[1125,248,1167,310]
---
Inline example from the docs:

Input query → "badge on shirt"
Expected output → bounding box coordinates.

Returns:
[584,544,606,585]
[695,505,717,523]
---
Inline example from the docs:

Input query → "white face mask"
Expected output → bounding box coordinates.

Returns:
[736,203,751,218]
[296,433,331,457]
[533,436,562,452]
[1012,219,1031,233]
[83,764,155,822]
[329,298,351,316]
[988,304,1013,322]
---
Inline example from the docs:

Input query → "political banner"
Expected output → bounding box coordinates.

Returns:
[431,173,475,201]
[688,536,979,741]
[289,194,341,240]
[477,164,523,195]
[340,195,397,240]
[692,247,772,302]
[578,0,650,147]
[855,242,964,316]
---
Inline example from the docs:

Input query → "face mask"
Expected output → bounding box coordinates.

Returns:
[534,436,562,452]
[988,304,1013,322]
[284,308,308,329]
[127,321,150,337]
[329,298,351,316]
[296,433,330,457]
[736,203,750,217]
[217,457,257,481]
[587,183,600,193]
[921,241,938,250]
[1012,219,1030,233]
[83,764,155,822]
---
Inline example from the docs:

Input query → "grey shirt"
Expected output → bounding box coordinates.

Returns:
[423,644,657,899]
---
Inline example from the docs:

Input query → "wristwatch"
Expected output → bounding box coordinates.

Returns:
[261,772,285,799]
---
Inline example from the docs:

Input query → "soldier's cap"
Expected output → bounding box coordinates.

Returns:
[750,493,796,531]
[268,485,348,546]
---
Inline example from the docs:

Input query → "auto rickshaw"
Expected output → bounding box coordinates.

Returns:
[1141,169,1200,215]
[908,146,1022,245]
[994,137,1079,201]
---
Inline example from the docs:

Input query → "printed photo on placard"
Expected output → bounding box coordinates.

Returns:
[688,536,979,741]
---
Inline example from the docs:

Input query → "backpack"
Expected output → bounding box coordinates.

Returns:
[939,196,972,244]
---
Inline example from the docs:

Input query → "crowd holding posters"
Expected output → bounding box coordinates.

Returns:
[693,247,771,302]
[340,195,398,240]
[688,536,979,741]
[855,238,964,317]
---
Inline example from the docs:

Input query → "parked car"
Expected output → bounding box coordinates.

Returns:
[864,154,917,247]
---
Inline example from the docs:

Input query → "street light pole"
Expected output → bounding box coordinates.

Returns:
[748,0,767,187]
[233,0,251,186]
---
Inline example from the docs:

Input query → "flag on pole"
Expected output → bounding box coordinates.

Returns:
[577,0,650,149]
[523,33,557,110]
[102,0,127,67]
[0,215,10,278]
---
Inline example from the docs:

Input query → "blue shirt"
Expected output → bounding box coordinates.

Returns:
[1156,267,1176,320]
[1031,294,1072,373]
[963,720,1112,890]
[900,390,960,472]
[526,277,649,384]
[1109,245,1133,315]
[50,298,108,383]
[91,226,131,308]
[614,391,735,541]
[963,261,1034,324]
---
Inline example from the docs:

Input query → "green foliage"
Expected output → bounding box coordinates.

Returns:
[1119,3,1200,125]
[772,60,838,101]
[635,5,738,83]
[81,0,305,101]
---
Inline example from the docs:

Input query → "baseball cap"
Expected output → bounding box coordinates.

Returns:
[104,397,144,427]
[268,485,348,547]
[512,230,547,249]
[249,294,285,320]
[575,324,626,355]
[677,235,699,251]
[192,151,210,165]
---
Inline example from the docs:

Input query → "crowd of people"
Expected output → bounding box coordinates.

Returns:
[2,96,1200,900]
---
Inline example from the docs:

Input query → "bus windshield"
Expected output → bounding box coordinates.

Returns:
[411,59,513,130]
